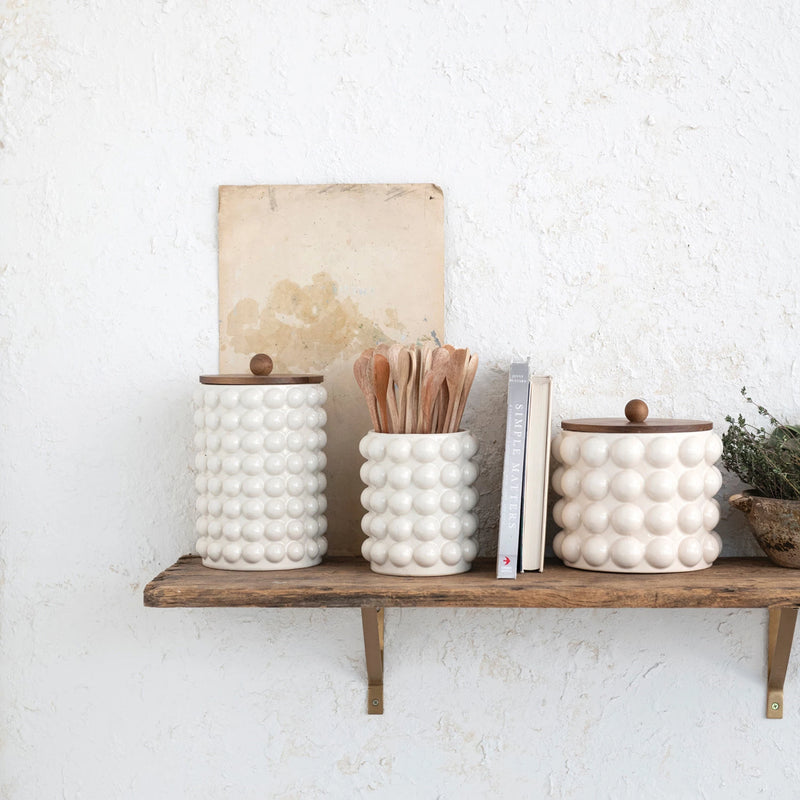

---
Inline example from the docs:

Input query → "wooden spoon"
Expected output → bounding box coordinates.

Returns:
[416,342,436,431]
[443,348,469,433]
[354,353,380,432]
[451,352,479,432]
[420,347,450,434]
[372,352,394,433]
[405,346,417,433]
[385,343,407,430]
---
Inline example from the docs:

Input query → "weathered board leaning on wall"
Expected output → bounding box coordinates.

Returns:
[218,184,445,555]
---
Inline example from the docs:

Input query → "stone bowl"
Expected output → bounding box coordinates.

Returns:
[729,491,800,568]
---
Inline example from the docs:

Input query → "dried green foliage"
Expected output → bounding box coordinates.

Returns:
[721,388,800,501]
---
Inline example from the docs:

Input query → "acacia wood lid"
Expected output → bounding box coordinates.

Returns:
[200,354,323,385]
[561,399,712,433]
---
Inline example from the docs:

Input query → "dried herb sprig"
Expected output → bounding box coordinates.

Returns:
[721,387,800,501]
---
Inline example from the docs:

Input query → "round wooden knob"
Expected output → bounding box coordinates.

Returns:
[249,353,274,376]
[625,399,649,423]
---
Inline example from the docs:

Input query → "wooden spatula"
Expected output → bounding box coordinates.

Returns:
[420,347,450,434]
[372,352,395,433]
[443,348,469,433]
[451,352,478,432]
[354,351,380,432]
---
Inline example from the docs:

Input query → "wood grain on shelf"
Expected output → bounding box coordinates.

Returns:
[144,556,800,609]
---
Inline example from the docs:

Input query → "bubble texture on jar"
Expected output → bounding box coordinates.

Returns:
[193,383,327,570]
[551,428,723,573]
[358,431,480,576]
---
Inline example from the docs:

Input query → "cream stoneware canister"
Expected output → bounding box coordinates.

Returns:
[359,430,480,576]
[193,354,328,571]
[551,399,723,573]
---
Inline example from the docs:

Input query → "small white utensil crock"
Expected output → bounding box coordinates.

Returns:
[359,430,480,576]
[551,400,723,573]
[192,355,328,570]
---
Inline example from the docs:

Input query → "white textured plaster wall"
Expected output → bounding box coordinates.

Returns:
[1,0,799,797]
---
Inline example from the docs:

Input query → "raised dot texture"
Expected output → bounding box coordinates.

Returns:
[388,518,413,541]
[678,471,704,501]
[222,544,242,563]
[561,501,582,531]
[678,537,703,567]
[646,436,677,468]
[560,468,582,499]
[286,541,305,562]
[560,533,581,562]
[645,538,675,569]
[388,438,412,462]
[705,433,723,464]
[679,436,705,467]
[645,504,676,536]
[441,542,463,566]
[559,436,581,466]
[359,431,480,575]
[678,505,703,534]
[414,517,440,541]
[414,542,439,567]
[610,470,644,502]
[440,463,462,488]
[611,437,645,468]
[388,491,413,515]
[440,436,462,461]
[582,470,609,501]
[645,471,677,502]
[243,543,264,563]
[583,535,609,567]
[412,438,438,463]
[413,491,439,515]
[704,466,722,498]
[221,412,239,431]
[241,388,263,409]
[388,465,412,490]
[413,464,439,490]
[703,531,722,561]
[388,543,413,567]
[552,498,565,528]
[581,437,608,467]
[611,504,644,535]
[611,537,644,569]
[703,499,720,530]
[223,522,241,541]
[582,503,609,534]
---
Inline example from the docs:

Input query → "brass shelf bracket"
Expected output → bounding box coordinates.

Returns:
[767,606,798,719]
[361,607,384,715]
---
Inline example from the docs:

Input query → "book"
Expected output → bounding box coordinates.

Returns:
[496,362,530,579]
[520,376,553,572]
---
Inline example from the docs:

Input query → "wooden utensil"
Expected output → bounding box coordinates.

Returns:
[385,343,408,431]
[416,342,436,432]
[372,352,394,433]
[443,348,469,433]
[405,347,417,433]
[420,347,450,434]
[353,352,380,432]
[451,352,479,432]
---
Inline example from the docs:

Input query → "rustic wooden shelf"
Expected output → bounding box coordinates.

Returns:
[144,556,800,717]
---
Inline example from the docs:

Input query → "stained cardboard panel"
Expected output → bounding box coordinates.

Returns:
[218,184,445,555]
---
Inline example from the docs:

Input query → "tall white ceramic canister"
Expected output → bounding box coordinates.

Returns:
[551,399,723,573]
[193,354,328,570]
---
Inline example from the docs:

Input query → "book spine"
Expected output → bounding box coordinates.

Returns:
[520,376,553,572]
[496,363,530,579]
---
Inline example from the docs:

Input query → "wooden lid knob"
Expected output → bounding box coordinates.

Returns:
[249,354,274,376]
[625,399,649,423]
